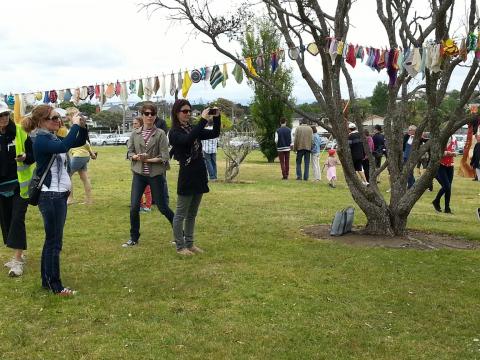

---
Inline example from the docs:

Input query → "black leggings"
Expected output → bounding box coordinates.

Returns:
[0,187,28,250]
[434,165,454,210]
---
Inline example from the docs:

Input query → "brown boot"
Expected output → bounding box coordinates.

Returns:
[176,248,194,256]
[188,245,204,254]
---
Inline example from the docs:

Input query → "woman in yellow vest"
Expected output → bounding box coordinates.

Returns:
[0,101,34,277]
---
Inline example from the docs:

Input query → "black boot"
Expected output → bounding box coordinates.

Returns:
[432,199,442,212]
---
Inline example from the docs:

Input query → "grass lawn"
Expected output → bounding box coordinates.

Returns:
[1,146,479,359]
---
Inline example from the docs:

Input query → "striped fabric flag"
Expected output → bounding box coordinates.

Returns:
[209,65,224,89]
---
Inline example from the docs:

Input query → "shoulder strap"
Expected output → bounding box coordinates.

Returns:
[36,154,56,189]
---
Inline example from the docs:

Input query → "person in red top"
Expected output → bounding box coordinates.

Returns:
[432,135,457,213]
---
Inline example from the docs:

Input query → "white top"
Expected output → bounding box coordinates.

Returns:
[42,153,71,192]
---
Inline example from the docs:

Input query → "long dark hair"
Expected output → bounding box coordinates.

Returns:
[171,99,191,128]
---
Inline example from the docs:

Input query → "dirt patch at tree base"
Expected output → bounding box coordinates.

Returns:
[302,225,479,250]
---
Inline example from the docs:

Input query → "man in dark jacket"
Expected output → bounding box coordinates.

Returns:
[348,123,368,185]
[275,118,292,180]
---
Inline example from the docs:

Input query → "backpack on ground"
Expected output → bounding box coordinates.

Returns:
[330,207,355,236]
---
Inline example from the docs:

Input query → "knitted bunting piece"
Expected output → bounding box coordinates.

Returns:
[161,74,166,98]
[43,91,49,103]
[129,80,136,94]
[137,79,144,99]
[177,71,183,91]
[209,65,224,89]
[153,76,160,94]
[170,73,176,96]
[232,63,243,84]
[245,57,258,77]
[182,70,192,98]
[115,81,121,96]
[222,63,228,87]
[190,69,202,83]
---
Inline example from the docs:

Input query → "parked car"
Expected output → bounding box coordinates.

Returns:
[115,133,131,145]
[90,133,117,146]
[454,134,466,154]
[229,136,260,149]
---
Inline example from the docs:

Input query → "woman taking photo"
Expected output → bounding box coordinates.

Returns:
[123,105,174,247]
[168,99,220,255]
[22,105,87,296]
[0,101,34,277]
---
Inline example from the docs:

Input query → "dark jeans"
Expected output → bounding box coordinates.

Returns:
[404,158,415,189]
[38,191,69,293]
[434,165,454,210]
[278,151,290,179]
[0,188,29,250]
[130,173,174,242]
[362,159,370,183]
[296,150,311,180]
[203,152,217,180]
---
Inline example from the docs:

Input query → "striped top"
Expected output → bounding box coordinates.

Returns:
[201,126,218,154]
[142,128,154,174]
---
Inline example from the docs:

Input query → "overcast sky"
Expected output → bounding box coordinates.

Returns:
[0,0,473,105]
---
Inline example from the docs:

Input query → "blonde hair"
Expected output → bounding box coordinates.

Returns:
[21,105,52,133]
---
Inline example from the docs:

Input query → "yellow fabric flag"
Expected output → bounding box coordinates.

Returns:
[246,57,258,77]
[14,94,22,123]
[182,70,192,98]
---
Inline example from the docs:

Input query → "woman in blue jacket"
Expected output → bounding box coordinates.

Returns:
[22,105,87,296]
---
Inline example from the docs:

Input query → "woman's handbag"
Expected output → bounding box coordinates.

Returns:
[28,155,56,206]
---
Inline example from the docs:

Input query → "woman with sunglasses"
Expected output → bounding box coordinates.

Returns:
[168,99,221,255]
[22,105,87,296]
[123,104,174,247]
[0,101,35,277]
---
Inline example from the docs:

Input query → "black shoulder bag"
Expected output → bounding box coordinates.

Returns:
[28,155,56,206]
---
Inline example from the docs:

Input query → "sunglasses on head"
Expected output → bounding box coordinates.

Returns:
[180,109,191,114]
[48,115,60,121]
[0,112,10,117]
[143,112,155,116]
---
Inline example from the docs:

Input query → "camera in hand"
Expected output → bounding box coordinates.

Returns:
[208,108,219,115]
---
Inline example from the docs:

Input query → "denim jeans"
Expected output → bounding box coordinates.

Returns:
[38,191,69,293]
[203,152,217,180]
[130,173,174,242]
[434,165,454,210]
[296,150,311,180]
[172,194,203,250]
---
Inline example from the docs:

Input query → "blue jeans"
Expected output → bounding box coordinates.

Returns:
[434,165,454,210]
[130,173,174,242]
[203,152,217,180]
[38,191,69,293]
[404,158,415,189]
[296,150,311,180]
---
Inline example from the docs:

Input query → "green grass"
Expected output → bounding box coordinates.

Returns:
[1,147,479,359]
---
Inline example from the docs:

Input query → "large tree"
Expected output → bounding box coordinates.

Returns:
[144,0,480,236]
[241,19,294,162]
[370,81,389,116]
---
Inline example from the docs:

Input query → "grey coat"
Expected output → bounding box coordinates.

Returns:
[127,126,169,177]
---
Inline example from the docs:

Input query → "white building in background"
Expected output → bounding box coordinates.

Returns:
[362,115,384,129]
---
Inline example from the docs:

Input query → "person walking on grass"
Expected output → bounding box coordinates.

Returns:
[201,118,219,181]
[347,123,368,185]
[403,124,417,189]
[131,116,152,213]
[325,148,338,188]
[22,105,88,296]
[1,101,34,277]
[293,119,313,181]
[432,135,457,214]
[123,107,174,247]
[275,117,292,180]
[362,129,374,183]
[66,109,96,205]
[168,99,220,256]
[311,126,322,181]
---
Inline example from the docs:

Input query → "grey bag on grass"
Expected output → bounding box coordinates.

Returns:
[330,207,355,236]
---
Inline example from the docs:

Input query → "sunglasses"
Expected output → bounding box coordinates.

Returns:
[143,112,156,116]
[180,109,191,114]
[0,112,10,117]
[48,115,61,121]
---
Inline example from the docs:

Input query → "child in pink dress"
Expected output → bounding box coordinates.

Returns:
[325,149,338,188]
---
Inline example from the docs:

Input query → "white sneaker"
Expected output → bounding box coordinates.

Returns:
[8,261,24,277]
[4,255,26,268]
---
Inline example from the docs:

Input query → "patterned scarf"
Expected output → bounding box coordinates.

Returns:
[180,123,202,166]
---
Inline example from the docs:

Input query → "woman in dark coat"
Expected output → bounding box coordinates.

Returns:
[168,99,220,255]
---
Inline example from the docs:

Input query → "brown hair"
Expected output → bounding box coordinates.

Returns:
[171,99,192,128]
[311,126,317,133]
[280,117,287,125]
[141,102,157,115]
[21,104,52,133]
[133,116,143,127]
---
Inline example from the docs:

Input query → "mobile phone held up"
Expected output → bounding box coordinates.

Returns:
[208,108,219,116]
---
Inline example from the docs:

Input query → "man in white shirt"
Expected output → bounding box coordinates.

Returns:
[201,122,219,180]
